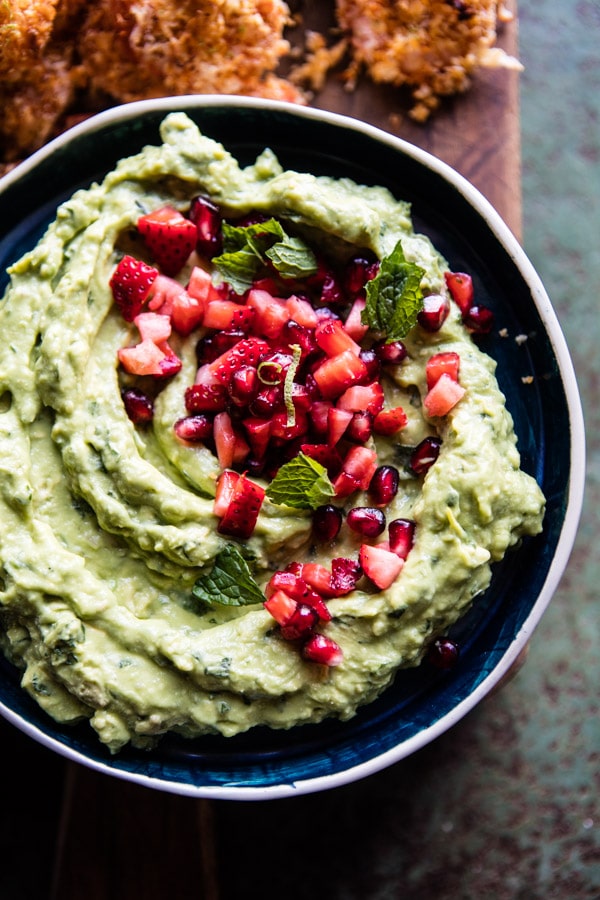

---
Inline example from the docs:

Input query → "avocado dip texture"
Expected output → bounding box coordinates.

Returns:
[0,113,545,753]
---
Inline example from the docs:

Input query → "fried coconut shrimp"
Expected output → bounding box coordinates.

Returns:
[78,0,303,104]
[0,0,87,162]
[335,0,522,120]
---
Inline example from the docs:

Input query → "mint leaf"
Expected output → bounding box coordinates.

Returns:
[213,218,316,293]
[362,240,425,340]
[265,235,317,280]
[191,544,265,607]
[266,452,335,510]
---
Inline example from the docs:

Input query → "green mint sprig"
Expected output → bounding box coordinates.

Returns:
[362,240,425,341]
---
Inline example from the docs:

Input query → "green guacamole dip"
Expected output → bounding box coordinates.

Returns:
[0,113,545,752]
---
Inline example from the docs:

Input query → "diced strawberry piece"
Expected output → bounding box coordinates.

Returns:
[444,271,474,314]
[333,445,378,498]
[194,362,222,388]
[210,338,270,385]
[343,295,369,341]
[110,255,158,321]
[213,411,237,469]
[341,446,378,487]
[285,295,319,327]
[423,373,466,417]
[231,431,251,466]
[309,400,333,436]
[137,205,197,276]
[217,473,265,539]
[425,351,461,390]
[359,543,404,590]
[247,288,291,339]
[147,273,185,315]
[312,350,368,400]
[231,306,255,332]
[157,346,183,378]
[203,299,245,330]
[373,406,408,436]
[118,340,163,376]
[265,570,310,600]
[185,383,228,413]
[135,311,172,344]
[187,265,219,303]
[330,557,362,595]
[301,633,343,666]
[242,417,272,460]
[301,562,337,598]
[388,518,416,560]
[315,319,361,357]
[170,292,205,335]
[337,382,384,415]
[300,443,343,477]
[327,406,353,447]
[264,590,297,627]
[213,470,240,516]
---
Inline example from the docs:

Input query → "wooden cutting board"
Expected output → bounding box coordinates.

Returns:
[38,4,521,898]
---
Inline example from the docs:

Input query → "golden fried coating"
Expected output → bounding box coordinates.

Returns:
[78,0,303,104]
[335,0,521,119]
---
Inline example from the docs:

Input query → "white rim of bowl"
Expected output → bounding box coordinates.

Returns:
[0,96,586,800]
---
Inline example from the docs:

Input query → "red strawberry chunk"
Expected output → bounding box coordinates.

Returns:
[264,590,297,627]
[444,271,474,314]
[300,443,343,477]
[359,543,404,590]
[216,473,265,539]
[242,416,272,460]
[314,319,361,357]
[327,406,353,447]
[137,205,197,276]
[203,299,246,330]
[210,337,270,385]
[213,411,237,469]
[312,350,368,399]
[373,406,408,436]
[247,288,291,339]
[423,373,466,417]
[426,351,461,390]
[301,562,337,598]
[337,382,384,415]
[285,295,319,327]
[110,255,158,321]
[344,295,369,341]
[213,470,240,516]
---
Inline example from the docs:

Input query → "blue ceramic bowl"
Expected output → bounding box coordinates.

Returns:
[0,97,585,799]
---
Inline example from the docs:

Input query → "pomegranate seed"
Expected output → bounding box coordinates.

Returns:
[388,518,416,559]
[463,305,494,334]
[228,366,259,406]
[427,637,460,670]
[280,603,320,641]
[344,253,379,295]
[417,293,450,332]
[373,339,407,363]
[280,320,318,357]
[301,633,343,666]
[189,195,222,258]
[368,465,400,506]
[257,351,293,386]
[312,504,343,542]
[410,436,442,475]
[314,306,340,321]
[122,387,154,424]
[359,348,381,381]
[249,385,284,418]
[347,506,386,537]
[174,414,213,442]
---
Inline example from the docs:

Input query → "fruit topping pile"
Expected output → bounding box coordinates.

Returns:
[110,198,493,668]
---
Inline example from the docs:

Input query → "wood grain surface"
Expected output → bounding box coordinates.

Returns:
[8,5,522,899]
